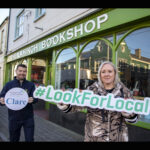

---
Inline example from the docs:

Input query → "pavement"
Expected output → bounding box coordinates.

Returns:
[0,106,84,142]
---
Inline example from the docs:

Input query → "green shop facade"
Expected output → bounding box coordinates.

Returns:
[4,8,150,140]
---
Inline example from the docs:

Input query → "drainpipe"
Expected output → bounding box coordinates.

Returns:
[6,8,11,55]
[3,8,11,85]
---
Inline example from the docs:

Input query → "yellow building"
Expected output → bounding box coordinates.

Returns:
[0,16,9,91]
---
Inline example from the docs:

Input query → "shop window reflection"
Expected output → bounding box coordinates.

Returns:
[79,40,112,90]
[117,27,150,123]
[31,59,46,87]
[55,48,76,91]
[13,62,20,78]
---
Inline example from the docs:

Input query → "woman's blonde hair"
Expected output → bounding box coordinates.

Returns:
[97,61,120,88]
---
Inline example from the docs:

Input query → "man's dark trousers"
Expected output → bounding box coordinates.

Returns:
[9,117,34,142]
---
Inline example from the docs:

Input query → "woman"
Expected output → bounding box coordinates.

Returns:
[57,61,138,142]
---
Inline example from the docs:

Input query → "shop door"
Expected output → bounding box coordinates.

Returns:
[31,58,49,120]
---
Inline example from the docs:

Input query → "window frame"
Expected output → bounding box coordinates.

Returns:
[0,29,4,54]
[34,8,46,22]
[14,9,24,40]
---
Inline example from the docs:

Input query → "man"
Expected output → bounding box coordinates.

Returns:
[0,64,38,142]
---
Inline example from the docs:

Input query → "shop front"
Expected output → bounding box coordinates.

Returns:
[4,8,150,139]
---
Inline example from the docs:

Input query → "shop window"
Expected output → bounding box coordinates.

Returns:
[116,27,150,123]
[22,59,29,73]
[55,48,76,90]
[0,29,4,53]
[31,59,46,87]
[130,63,134,71]
[144,66,147,73]
[79,40,112,90]
[137,64,140,72]
[13,62,20,78]
[22,59,27,65]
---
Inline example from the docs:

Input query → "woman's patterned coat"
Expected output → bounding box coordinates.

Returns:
[57,82,138,142]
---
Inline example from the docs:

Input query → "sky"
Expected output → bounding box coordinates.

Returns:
[125,27,150,58]
[0,8,9,25]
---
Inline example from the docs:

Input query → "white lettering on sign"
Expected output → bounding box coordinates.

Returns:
[34,85,150,115]
[7,14,108,62]
[41,14,108,49]
[84,20,96,33]
[97,14,108,29]
[66,28,74,40]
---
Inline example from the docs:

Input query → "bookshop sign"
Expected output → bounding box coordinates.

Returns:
[7,8,150,63]
[7,13,108,62]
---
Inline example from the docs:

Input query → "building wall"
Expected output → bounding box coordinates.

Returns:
[0,17,9,90]
[6,8,150,136]
[7,8,98,53]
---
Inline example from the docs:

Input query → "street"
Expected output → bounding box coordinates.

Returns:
[0,106,84,142]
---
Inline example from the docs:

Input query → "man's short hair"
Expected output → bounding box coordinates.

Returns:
[16,64,27,70]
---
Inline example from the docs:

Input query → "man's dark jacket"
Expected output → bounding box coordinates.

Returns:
[0,77,38,121]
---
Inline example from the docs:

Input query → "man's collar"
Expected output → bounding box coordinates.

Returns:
[14,76,26,83]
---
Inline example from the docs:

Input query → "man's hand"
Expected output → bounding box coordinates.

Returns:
[0,97,5,104]
[28,97,34,103]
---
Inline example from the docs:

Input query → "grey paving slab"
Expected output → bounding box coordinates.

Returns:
[0,106,84,142]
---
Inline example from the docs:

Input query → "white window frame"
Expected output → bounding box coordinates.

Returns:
[34,8,45,22]
[15,9,24,40]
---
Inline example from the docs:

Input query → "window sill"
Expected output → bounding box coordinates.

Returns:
[127,121,150,130]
